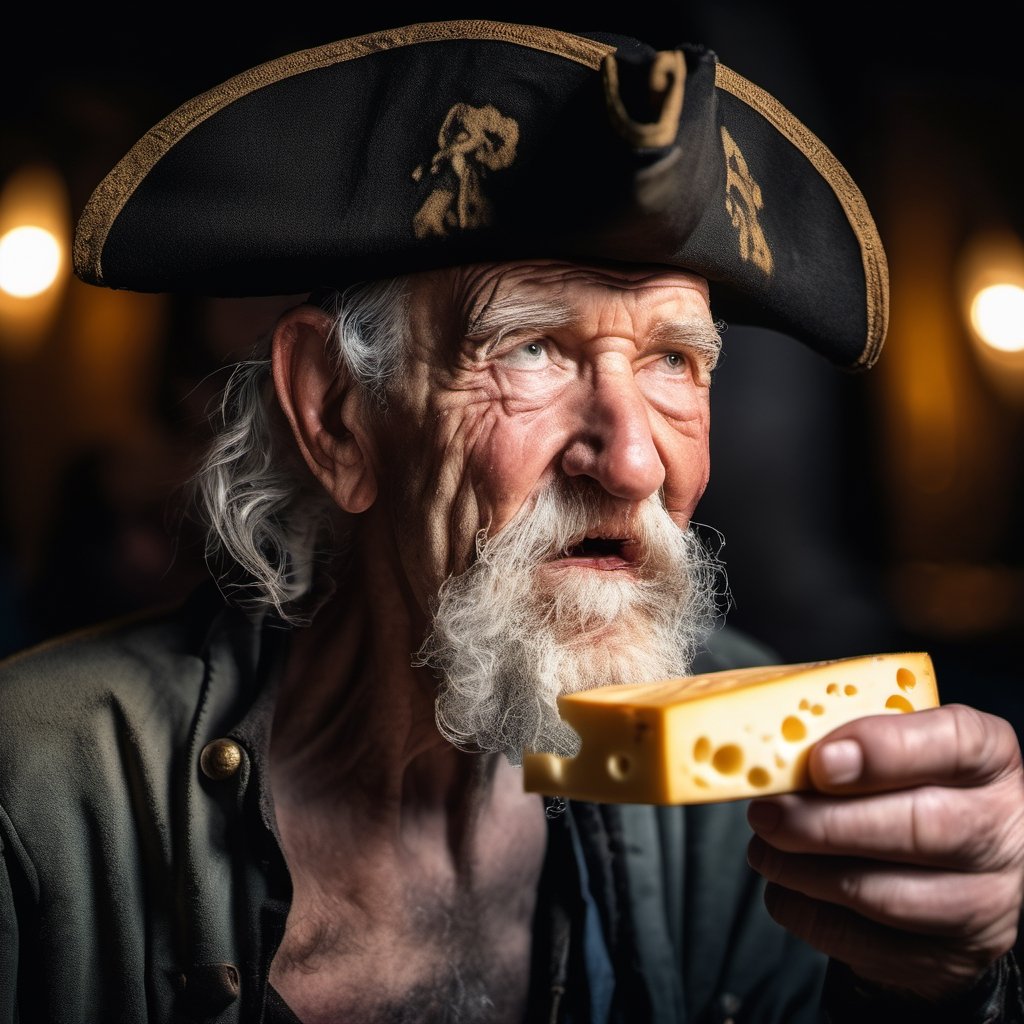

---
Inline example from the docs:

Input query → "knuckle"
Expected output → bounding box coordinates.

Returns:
[958,879,1016,939]
[909,787,1014,868]
[987,803,1024,873]
[818,799,853,850]
[910,789,973,860]
[947,703,986,755]
[990,917,1020,958]
[948,704,1001,778]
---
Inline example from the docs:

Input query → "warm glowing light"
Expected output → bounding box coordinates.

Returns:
[0,225,61,298]
[970,283,1024,353]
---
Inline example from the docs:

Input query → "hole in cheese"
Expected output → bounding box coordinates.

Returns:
[712,744,744,775]
[607,753,632,780]
[521,652,938,805]
[886,694,914,713]
[781,716,807,742]
[897,668,916,692]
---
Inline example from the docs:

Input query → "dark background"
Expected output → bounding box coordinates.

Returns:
[1,5,1022,743]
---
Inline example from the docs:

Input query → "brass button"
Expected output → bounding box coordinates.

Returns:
[200,738,243,780]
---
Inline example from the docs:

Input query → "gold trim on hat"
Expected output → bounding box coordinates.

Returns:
[601,50,686,149]
[74,21,614,285]
[715,64,889,370]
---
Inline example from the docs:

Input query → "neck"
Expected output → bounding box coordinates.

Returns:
[269,518,511,845]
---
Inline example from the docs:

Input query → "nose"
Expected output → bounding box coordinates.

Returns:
[561,371,665,500]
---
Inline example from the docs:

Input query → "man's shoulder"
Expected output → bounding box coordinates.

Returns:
[1,597,210,724]
[0,586,244,780]
[694,623,779,675]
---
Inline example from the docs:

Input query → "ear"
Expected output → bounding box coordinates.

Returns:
[272,304,378,514]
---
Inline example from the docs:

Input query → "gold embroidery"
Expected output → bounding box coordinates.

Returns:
[601,50,686,149]
[74,22,612,285]
[720,125,773,276]
[412,103,519,239]
[715,64,888,370]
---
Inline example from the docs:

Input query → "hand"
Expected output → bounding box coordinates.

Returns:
[746,703,1024,1002]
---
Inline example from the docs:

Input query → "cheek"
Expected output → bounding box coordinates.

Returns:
[466,406,569,531]
[398,403,495,575]
[656,398,711,523]
[384,387,560,593]
[369,371,496,599]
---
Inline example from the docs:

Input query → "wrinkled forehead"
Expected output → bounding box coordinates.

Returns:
[411,259,712,339]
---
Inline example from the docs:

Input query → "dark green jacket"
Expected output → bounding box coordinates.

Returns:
[0,587,1019,1022]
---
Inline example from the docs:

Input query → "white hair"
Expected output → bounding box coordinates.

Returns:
[190,277,408,620]
[415,478,722,762]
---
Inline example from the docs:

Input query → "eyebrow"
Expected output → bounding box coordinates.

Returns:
[463,296,723,380]
[649,319,724,373]
[464,295,576,352]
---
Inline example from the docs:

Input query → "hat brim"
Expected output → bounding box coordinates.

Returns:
[74,20,887,370]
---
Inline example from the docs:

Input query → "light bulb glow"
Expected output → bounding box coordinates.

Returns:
[970,283,1024,353]
[0,225,61,298]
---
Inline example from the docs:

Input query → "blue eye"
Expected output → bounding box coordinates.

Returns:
[499,340,551,369]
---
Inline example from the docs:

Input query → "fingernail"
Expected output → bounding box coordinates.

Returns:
[819,739,863,784]
[747,800,781,835]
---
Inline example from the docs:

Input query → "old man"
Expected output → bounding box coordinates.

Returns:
[2,20,1023,1024]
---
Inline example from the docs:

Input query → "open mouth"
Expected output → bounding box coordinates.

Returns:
[553,535,637,569]
[565,537,626,558]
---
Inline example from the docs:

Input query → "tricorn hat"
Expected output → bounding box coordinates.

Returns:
[74,20,888,370]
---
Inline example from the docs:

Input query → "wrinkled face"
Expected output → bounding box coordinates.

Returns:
[374,259,718,612]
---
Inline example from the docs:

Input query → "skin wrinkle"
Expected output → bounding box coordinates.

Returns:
[464,296,576,354]
[391,287,498,591]
[267,259,718,1021]
[442,408,497,576]
[762,886,1003,1002]
[249,255,1024,1014]
[442,262,704,536]
[419,475,719,760]
[765,785,1010,872]
[389,259,717,733]
[950,702,1000,783]
[752,838,1012,937]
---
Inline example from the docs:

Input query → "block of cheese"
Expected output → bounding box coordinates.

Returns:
[522,653,938,804]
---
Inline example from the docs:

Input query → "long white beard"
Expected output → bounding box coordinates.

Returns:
[414,480,721,764]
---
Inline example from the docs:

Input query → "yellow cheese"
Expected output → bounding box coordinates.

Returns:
[522,653,939,804]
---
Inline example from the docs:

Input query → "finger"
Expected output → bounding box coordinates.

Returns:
[808,704,1022,795]
[747,784,1024,871]
[762,883,1017,1002]
[747,835,1022,938]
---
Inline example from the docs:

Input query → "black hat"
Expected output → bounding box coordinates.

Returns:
[73,20,888,370]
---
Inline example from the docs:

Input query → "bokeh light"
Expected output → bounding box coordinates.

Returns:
[970,283,1024,353]
[0,225,62,298]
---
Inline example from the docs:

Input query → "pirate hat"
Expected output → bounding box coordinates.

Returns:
[74,21,887,369]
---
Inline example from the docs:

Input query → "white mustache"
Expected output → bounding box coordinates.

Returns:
[415,479,722,763]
